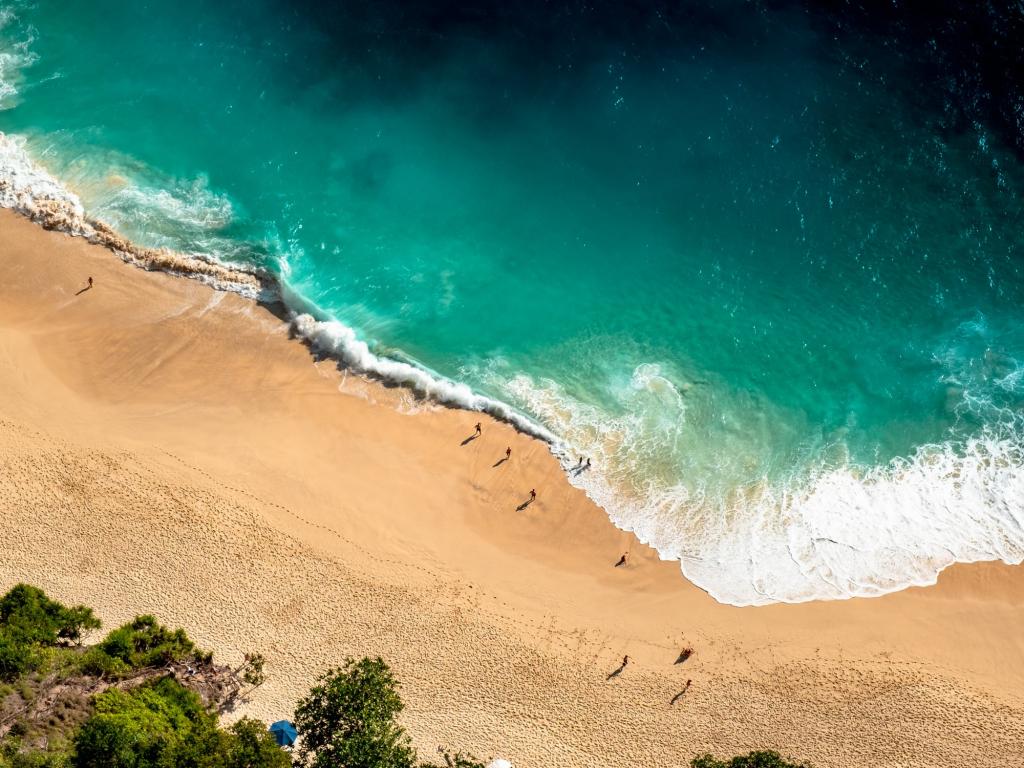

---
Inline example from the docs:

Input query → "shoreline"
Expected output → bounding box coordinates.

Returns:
[0,131,558,445]
[2,207,1024,766]
[4,131,1024,608]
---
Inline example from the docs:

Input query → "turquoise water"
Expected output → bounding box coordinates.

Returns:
[2,0,1023,604]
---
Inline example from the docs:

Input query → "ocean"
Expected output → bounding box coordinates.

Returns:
[2,0,1022,605]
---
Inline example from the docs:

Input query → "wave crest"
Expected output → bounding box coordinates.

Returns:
[501,369,1024,605]
[0,133,266,297]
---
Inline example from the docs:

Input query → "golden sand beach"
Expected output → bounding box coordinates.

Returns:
[1,208,1023,767]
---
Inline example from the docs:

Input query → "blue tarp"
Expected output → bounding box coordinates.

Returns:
[269,720,297,747]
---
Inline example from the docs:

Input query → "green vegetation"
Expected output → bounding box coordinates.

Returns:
[220,719,292,768]
[691,751,812,768]
[79,615,206,679]
[1,583,811,768]
[0,585,485,768]
[293,658,414,768]
[0,585,275,768]
[0,585,100,649]
[293,658,484,768]
[72,678,287,768]
[0,585,100,683]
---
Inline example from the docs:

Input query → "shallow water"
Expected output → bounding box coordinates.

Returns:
[2,0,1022,604]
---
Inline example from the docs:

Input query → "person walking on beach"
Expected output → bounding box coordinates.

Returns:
[475,422,482,436]
[622,655,629,668]
[506,446,512,460]
[87,276,93,289]
[615,552,628,567]
[530,488,536,501]
[586,457,591,468]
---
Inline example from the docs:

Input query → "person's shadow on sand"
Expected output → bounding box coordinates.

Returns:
[670,680,693,705]
[74,285,92,296]
[492,457,508,468]
[460,434,479,446]
[606,661,627,681]
[512,493,536,512]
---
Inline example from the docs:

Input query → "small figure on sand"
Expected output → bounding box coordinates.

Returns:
[614,552,628,568]
[506,446,512,460]
[577,456,583,466]
[87,276,93,288]
[607,654,630,680]
[675,646,694,664]
[516,489,537,511]
[586,457,591,468]
[670,679,693,706]
[475,422,482,436]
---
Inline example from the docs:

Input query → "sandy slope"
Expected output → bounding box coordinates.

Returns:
[1,209,1023,767]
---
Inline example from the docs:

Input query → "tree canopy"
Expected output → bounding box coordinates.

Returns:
[293,657,416,768]
[0,584,101,682]
[691,751,812,768]
[72,678,288,768]
[0,584,100,647]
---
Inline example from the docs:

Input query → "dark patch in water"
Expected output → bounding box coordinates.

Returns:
[273,0,1023,156]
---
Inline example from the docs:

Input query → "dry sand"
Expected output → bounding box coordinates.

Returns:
[1,208,1023,767]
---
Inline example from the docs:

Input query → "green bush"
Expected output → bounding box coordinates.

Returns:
[95,616,196,670]
[0,630,33,682]
[217,718,290,768]
[1,741,69,768]
[72,677,218,768]
[0,586,102,682]
[424,753,486,768]
[75,648,129,679]
[294,657,416,768]
[691,751,812,768]
[0,586,100,647]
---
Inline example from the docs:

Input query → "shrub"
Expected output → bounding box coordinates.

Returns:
[72,677,218,768]
[0,586,99,647]
[691,751,812,768]
[0,629,33,682]
[217,718,291,768]
[293,657,416,768]
[424,753,486,768]
[1,738,72,768]
[240,653,266,688]
[75,648,129,679]
[95,616,196,670]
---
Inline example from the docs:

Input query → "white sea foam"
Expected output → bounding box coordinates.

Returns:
[0,133,86,223]
[6,123,1022,605]
[0,132,267,297]
[288,312,557,442]
[500,367,1024,606]
[0,6,36,111]
[3,7,1021,606]
[0,119,558,441]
